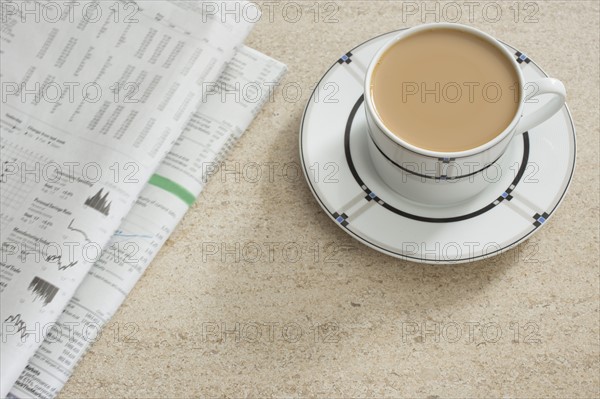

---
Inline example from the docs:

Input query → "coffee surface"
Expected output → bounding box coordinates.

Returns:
[370,28,520,152]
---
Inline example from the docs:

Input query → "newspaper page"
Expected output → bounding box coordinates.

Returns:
[0,1,255,395]
[8,45,287,399]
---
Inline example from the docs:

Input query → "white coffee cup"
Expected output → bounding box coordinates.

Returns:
[364,23,566,205]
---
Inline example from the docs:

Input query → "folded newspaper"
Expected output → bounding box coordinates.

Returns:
[0,1,287,397]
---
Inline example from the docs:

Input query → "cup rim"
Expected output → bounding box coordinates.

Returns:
[364,22,526,159]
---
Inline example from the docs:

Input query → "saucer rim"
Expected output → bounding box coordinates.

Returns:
[299,29,577,264]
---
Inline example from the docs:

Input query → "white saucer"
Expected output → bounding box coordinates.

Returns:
[299,30,576,264]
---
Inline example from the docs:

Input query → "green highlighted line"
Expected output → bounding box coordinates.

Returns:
[148,174,195,206]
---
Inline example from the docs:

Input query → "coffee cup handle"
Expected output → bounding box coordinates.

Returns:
[514,78,566,135]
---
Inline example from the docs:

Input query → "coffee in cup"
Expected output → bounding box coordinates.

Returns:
[369,27,521,153]
[364,23,567,205]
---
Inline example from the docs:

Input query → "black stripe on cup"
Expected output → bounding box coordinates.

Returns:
[368,136,502,181]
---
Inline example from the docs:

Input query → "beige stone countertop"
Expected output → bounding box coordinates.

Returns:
[61,1,599,398]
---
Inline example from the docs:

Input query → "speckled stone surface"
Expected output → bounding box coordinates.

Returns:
[60,1,599,397]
